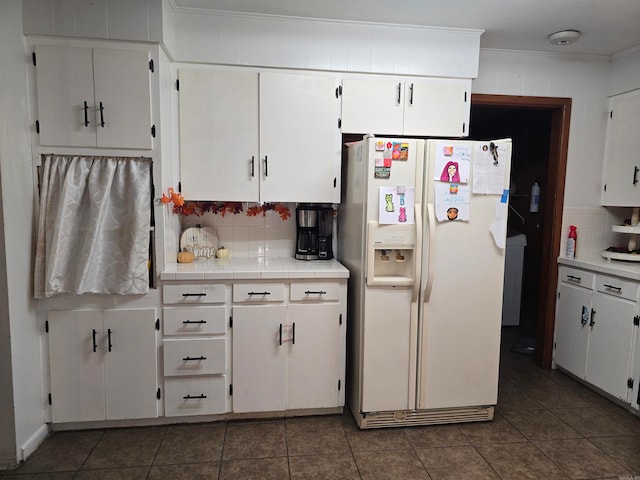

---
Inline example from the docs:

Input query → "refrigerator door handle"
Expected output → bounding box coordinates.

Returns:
[424,202,436,302]
[412,202,422,303]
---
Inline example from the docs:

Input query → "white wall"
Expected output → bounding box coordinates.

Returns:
[473,49,611,210]
[0,0,46,468]
[165,8,481,79]
[609,47,640,96]
[22,0,163,43]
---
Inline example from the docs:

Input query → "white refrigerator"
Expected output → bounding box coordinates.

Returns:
[338,135,512,428]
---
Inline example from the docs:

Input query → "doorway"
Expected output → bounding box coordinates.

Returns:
[470,94,572,369]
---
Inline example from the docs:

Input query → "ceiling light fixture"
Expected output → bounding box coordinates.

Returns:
[548,30,581,46]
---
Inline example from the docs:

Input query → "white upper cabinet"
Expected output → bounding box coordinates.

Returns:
[601,89,640,206]
[178,69,341,203]
[178,69,260,202]
[341,77,471,137]
[35,45,153,149]
[259,72,341,203]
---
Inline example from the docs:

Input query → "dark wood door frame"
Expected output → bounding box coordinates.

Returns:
[472,94,572,369]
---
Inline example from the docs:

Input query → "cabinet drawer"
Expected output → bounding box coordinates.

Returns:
[596,275,638,301]
[164,376,227,416]
[164,338,226,376]
[558,267,595,290]
[163,284,226,304]
[233,283,286,303]
[290,282,340,302]
[163,306,227,336]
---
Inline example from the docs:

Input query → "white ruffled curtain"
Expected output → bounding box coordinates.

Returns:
[34,155,152,297]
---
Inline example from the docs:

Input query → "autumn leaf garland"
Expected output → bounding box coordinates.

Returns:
[161,188,291,221]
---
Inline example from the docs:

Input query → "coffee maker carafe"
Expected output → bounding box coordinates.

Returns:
[295,206,319,260]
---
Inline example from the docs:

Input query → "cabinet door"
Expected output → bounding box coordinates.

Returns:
[601,91,640,206]
[35,45,96,147]
[554,283,591,378]
[586,294,635,401]
[103,309,158,420]
[286,303,342,410]
[403,78,470,137]
[232,304,287,412]
[259,72,341,203]
[92,48,152,149]
[179,69,259,201]
[341,77,404,135]
[631,322,640,409]
[48,310,105,423]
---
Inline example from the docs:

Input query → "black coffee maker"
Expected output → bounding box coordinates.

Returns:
[317,207,334,260]
[295,205,319,260]
[295,205,333,261]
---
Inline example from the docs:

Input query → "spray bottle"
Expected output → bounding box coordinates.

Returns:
[566,225,577,258]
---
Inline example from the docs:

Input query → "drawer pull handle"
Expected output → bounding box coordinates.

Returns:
[279,323,283,346]
[182,293,207,297]
[92,329,97,352]
[292,322,295,345]
[107,328,113,352]
[182,320,207,324]
[603,284,622,292]
[248,291,271,296]
[183,394,207,400]
[304,290,327,295]
[182,356,207,361]
[566,275,581,282]
[590,309,596,327]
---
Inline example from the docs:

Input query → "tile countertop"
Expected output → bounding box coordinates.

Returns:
[558,255,640,281]
[161,257,350,281]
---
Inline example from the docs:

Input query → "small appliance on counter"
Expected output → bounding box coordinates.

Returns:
[295,204,334,260]
[318,206,334,260]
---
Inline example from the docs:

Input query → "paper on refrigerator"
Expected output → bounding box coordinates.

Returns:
[378,186,415,224]
[472,141,507,195]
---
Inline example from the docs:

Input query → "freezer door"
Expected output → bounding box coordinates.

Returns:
[418,139,512,409]
[361,286,414,412]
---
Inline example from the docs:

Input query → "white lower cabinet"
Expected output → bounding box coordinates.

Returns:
[287,303,342,410]
[48,308,158,423]
[587,292,636,401]
[554,266,640,406]
[232,281,346,414]
[232,304,288,413]
[162,284,231,416]
[554,282,592,379]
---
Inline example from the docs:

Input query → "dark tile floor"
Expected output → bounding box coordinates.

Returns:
[3,328,640,480]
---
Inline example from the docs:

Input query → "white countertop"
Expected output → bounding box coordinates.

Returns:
[558,255,640,281]
[161,257,350,281]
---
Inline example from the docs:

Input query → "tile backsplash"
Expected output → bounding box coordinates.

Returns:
[170,202,297,260]
[561,206,630,259]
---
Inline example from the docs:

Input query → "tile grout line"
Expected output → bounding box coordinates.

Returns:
[217,420,228,480]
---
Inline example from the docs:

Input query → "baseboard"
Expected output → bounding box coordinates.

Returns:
[19,424,49,462]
